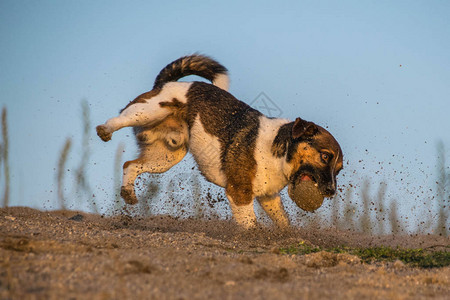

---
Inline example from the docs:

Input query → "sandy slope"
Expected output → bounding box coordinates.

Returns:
[0,207,449,299]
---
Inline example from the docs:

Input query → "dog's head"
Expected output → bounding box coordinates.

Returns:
[272,118,343,208]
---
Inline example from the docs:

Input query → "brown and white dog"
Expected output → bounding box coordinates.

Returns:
[96,55,343,228]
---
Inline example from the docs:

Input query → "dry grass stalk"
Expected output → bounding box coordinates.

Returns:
[75,100,97,212]
[1,107,10,207]
[331,188,340,229]
[57,138,72,209]
[389,200,403,235]
[0,125,3,192]
[113,142,125,214]
[141,174,160,216]
[375,182,387,235]
[191,173,203,219]
[342,187,356,230]
[359,180,371,233]
[435,141,449,236]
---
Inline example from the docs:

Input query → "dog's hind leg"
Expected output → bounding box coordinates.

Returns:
[97,100,173,142]
[96,82,191,142]
[257,194,290,228]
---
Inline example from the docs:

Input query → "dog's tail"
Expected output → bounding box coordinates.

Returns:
[153,54,229,91]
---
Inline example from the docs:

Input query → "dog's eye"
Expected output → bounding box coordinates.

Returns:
[320,152,331,163]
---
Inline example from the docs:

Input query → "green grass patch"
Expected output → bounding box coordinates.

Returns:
[280,242,450,268]
[279,242,322,255]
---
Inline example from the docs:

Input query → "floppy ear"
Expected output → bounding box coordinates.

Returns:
[272,124,291,157]
[292,117,319,139]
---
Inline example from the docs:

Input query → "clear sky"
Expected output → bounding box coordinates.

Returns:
[1,0,449,222]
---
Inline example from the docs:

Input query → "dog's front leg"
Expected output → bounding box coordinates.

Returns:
[257,194,290,228]
[226,185,257,228]
[228,198,257,228]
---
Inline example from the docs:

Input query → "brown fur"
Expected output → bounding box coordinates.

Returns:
[159,98,188,121]
[223,125,258,206]
[184,82,262,197]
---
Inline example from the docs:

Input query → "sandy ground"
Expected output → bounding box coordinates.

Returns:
[0,207,449,300]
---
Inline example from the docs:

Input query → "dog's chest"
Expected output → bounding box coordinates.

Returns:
[252,117,290,196]
[189,116,227,187]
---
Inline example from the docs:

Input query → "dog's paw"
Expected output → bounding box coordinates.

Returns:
[120,186,138,205]
[96,125,112,142]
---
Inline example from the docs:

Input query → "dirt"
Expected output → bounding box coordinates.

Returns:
[0,207,449,299]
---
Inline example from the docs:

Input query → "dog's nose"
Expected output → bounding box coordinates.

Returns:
[324,184,336,196]
[325,188,335,196]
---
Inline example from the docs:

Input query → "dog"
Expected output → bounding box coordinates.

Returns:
[96,55,343,228]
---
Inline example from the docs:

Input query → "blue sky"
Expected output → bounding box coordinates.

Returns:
[1,1,449,219]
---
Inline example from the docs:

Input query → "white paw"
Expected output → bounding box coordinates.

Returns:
[229,202,257,229]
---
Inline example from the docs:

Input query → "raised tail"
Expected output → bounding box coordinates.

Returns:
[153,54,229,91]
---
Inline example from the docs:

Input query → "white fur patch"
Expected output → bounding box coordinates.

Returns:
[189,115,227,187]
[228,199,257,228]
[252,116,291,197]
[159,82,192,103]
[103,82,192,133]
[212,73,230,91]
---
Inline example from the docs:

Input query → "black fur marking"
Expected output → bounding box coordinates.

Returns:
[186,82,261,169]
[271,123,292,157]
[271,122,303,162]
[159,98,185,109]
[154,55,228,89]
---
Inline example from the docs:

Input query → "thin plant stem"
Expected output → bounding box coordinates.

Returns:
[57,138,72,209]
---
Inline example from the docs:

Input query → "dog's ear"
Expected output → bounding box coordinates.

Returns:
[272,123,291,157]
[292,117,319,139]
